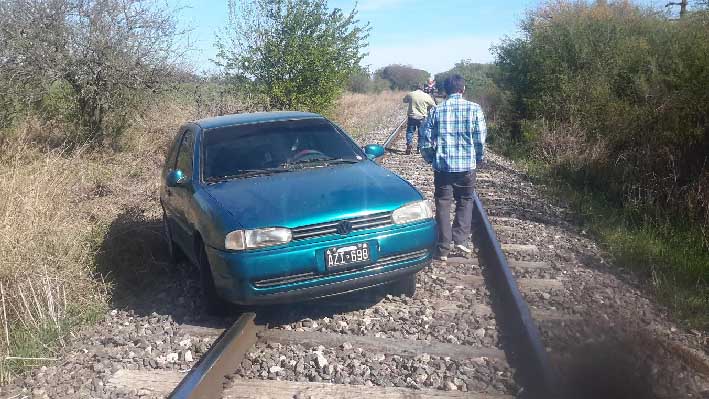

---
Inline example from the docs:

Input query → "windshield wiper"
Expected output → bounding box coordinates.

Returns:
[281,157,360,169]
[205,168,289,183]
[325,158,360,165]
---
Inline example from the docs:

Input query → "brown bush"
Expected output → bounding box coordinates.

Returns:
[531,120,609,173]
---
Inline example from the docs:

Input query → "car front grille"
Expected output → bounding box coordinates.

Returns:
[251,249,428,289]
[290,211,393,241]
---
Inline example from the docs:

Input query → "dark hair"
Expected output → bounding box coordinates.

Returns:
[444,74,465,94]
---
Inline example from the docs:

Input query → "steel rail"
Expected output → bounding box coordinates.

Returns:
[471,194,560,398]
[383,118,407,151]
[169,312,259,399]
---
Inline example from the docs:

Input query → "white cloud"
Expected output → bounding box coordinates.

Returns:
[363,35,498,75]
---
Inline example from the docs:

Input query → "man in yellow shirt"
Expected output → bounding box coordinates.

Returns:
[402,85,436,154]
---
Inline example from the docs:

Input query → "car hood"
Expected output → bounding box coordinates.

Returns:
[204,162,421,229]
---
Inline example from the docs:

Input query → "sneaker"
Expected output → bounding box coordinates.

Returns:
[434,254,448,262]
[405,145,413,155]
[453,243,474,256]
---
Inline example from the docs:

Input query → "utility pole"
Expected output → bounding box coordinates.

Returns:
[666,0,688,18]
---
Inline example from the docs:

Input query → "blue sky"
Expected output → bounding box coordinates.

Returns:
[172,0,666,75]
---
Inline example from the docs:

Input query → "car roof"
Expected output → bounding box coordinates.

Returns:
[194,111,324,130]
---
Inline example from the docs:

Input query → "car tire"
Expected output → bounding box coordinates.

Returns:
[197,244,231,316]
[390,273,417,298]
[162,209,183,264]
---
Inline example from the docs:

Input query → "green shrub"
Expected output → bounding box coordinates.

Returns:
[216,0,370,113]
[346,66,391,94]
[493,1,709,227]
[347,67,372,93]
[369,77,392,93]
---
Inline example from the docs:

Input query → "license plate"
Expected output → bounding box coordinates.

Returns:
[325,242,370,270]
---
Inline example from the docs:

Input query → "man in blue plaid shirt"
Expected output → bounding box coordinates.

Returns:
[420,74,487,261]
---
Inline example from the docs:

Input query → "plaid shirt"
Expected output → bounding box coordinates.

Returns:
[419,93,486,172]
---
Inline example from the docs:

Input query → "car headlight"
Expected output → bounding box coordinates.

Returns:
[225,227,292,250]
[392,200,434,225]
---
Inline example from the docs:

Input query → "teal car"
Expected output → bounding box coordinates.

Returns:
[160,112,435,311]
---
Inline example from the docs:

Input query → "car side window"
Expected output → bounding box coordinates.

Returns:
[175,129,194,177]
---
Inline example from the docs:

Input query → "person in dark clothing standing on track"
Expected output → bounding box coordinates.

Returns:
[423,78,436,98]
[419,74,487,261]
[402,84,436,155]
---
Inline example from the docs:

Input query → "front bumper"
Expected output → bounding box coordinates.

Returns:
[205,220,435,305]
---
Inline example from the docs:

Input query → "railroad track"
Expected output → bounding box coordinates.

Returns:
[106,121,560,398]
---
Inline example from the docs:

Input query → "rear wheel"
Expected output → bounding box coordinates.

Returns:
[390,273,417,298]
[197,244,231,315]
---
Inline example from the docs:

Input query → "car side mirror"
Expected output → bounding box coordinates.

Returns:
[166,169,187,187]
[363,144,385,160]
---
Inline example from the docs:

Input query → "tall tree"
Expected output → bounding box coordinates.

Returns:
[215,0,370,112]
[375,65,430,91]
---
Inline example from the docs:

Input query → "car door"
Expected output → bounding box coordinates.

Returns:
[169,127,196,259]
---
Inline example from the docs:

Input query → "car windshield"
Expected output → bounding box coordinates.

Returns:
[202,118,363,181]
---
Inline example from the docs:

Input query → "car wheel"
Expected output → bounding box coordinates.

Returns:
[390,273,417,298]
[197,244,230,316]
[162,209,183,264]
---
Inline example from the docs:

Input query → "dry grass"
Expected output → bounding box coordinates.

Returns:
[0,144,111,383]
[328,90,406,138]
[0,91,255,383]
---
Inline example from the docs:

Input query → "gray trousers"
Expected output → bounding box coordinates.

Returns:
[433,170,476,256]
